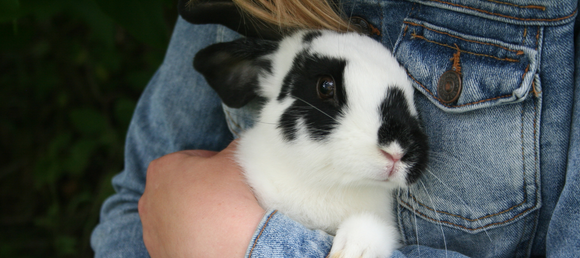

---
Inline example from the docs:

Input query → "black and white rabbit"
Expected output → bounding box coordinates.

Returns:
[194,30,428,258]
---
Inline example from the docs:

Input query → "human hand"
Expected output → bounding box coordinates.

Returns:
[139,141,265,258]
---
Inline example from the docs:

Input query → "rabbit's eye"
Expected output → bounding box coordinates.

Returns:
[316,76,335,100]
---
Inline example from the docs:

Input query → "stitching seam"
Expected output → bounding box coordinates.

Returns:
[484,0,545,11]
[404,21,524,54]
[400,197,537,230]
[248,210,278,258]
[407,71,512,107]
[535,27,540,47]
[521,65,530,81]
[519,95,529,223]
[401,55,538,230]
[533,94,539,208]
[401,14,541,231]
[424,0,577,22]
[410,33,520,62]
[408,192,527,221]
[405,94,539,229]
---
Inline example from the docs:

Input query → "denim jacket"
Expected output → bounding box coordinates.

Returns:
[91,0,580,257]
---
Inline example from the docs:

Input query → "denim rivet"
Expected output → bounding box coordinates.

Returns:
[350,16,381,36]
[437,70,462,103]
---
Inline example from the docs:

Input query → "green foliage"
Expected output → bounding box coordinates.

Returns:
[95,0,171,48]
[0,0,177,257]
[0,0,19,22]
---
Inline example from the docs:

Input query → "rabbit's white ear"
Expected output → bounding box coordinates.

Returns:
[194,38,278,108]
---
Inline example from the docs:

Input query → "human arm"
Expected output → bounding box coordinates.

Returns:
[89,17,236,257]
[138,142,265,258]
[138,138,470,258]
[89,16,336,258]
[91,15,468,258]
[90,8,472,258]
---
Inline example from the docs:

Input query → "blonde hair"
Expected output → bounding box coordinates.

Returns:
[188,0,354,33]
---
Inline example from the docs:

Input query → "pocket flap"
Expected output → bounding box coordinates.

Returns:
[394,19,539,113]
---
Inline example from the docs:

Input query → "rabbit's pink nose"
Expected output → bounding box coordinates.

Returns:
[381,150,403,163]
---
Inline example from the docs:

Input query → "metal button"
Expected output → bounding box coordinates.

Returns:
[437,70,462,103]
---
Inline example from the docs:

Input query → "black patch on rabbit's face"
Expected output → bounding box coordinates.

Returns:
[378,88,428,184]
[277,52,347,141]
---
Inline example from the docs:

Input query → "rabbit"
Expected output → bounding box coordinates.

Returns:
[193,29,429,258]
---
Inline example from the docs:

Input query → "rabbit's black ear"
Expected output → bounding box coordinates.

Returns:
[194,38,278,108]
[178,0,282,40]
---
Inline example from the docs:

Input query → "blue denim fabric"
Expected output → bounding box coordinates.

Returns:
[245,210,333,257]
[545,14,580,257]
[92,1,580,257]
[246,210,468,258]
[90,17,240,257]
[384,1,578,257]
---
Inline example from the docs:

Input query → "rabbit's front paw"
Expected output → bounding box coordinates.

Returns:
[329,213,399,258]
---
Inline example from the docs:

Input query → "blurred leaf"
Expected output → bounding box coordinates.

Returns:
[70,43,89,65]
[33,133,72,188]
[17,0,69,21]
[57,92,69,108]
[144,49,164,67]
[0,244,15,258]
[33,63,59,101]
[95,47,121,72]
[47,133,73,158]
[64,139,97,176]
[94,0,169,48]
[95,171,116,203]
[69,0,116,47]
[98,127,119,149]
[0,0,19,22]
[13,0,115,47]
[34,202,60,229]
[94,64,110,81]
[31,40,50,57]
[34,156,62,188]
[114,98,136,127]
[126,70,151,91]
[69,108,107,136]
[0,0,177,257]
[54,235,77,256]
[65,190,91,214]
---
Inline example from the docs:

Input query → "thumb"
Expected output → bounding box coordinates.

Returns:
[218,139,240,157]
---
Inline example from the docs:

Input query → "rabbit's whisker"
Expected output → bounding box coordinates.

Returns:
[293,96,340,123]
[418,179,449,257]
[424,168,492,243]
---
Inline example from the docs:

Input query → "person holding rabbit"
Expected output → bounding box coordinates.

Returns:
[92,0,580,257]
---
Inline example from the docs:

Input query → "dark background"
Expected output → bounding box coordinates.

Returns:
[1,0,178,256]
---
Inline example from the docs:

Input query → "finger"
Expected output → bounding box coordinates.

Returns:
[219,139,239,156]
[179,149,218,158]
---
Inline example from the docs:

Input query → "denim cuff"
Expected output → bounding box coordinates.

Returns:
[244,210,472,258]
[245,210,333,258]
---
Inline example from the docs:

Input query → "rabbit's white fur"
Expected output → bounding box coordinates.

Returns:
[195,30,428,258]
[238,31,416,257]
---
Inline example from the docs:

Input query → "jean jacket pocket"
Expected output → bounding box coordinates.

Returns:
[393,17,542,235]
